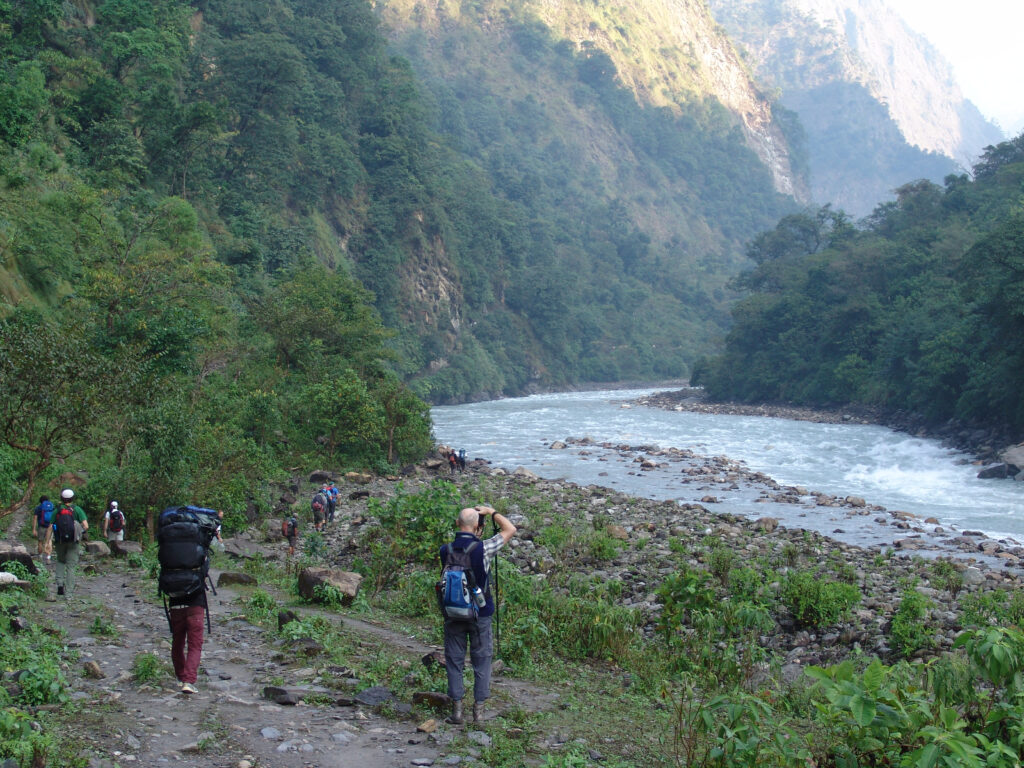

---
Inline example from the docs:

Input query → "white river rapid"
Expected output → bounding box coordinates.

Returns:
[432,388,1024,559]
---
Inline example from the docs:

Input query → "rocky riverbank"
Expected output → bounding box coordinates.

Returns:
[283,459,1023,676]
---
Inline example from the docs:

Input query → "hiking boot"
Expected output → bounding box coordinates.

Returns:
[447,700,464,725]
[473,700,485,723]
[181,682,198,695]
[56,585,64,596]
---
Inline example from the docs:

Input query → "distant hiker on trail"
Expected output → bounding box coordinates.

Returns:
[439,504,516,725]
[311,486,328,532]
[102,501,126,542]
[32,495,54,561]
[52,489,88,597]
[448,451,457,474]
[282,514,299,556]
[458,449,467,472]
[327,481,339,523]
[157,505,221,695]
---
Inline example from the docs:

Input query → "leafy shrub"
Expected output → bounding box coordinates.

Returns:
[0,706,52,768]
[666,680,811,768]
[588,530,619,561]
[367,480,460,565]
[301,529,327,562]
[780,570,860,628]
[89,614,118,638]
[656,566,716,642]
[809,629,1024,768]
[657,566,717,636]
[16,662,68,706]
[131,652,170,684]
[242,589,278,625]
[728,566,773,607]
[890,586,935,658]
[378,569,438,619]
[535,522,573,554]
[0,560,46,597]
[707,545,736,585]
[311,582,344,608]
[497,567,639,664]
[930,559,965,599]
[960,588,1024,629]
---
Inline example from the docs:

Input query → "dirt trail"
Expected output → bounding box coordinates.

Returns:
[28,551,557,768]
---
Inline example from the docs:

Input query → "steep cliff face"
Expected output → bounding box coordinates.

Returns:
[784,0,1002,167]
[375,0,806,199]
[709,0,1004,214]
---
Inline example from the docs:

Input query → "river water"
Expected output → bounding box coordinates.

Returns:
[432,388,1024,554]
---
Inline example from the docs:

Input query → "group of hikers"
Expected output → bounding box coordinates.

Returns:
[31,489,126,595]
[442,446,468,473]
[25,462,518,725]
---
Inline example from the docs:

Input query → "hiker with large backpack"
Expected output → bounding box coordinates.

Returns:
[311,486,328,532]
[282,514,299,556]
[52,489,88,597]
[157,505,221,695]
[102,500,127,542]
[32,495,54,560]
[438,504,516,725]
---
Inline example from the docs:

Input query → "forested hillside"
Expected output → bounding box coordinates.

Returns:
[0,0,441,518]
[373,0,799,398]
[694,134,1024,437]
[0,0,796,515]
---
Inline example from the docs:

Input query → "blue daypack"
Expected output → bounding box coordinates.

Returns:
[437,541,481,620]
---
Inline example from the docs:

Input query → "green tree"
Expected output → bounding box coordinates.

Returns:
[0,311,143,514]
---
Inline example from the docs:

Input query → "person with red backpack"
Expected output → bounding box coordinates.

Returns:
[102,501,127,542]
[52,488,88,597]
[281,514,299,556]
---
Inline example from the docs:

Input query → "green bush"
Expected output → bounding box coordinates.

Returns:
[131,652,171,684]
[16,662,68,706]
[890,586,935,658]
[367,480,460,565]
[930,559,965,599]
[0,706,52,768]
[707,545,736,585]
[656,566,716,642]
[780,570,860,628]
[960,588,1024,629]
[808,629,1024,768]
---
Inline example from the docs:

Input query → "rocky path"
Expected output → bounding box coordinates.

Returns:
[38,553,546,768]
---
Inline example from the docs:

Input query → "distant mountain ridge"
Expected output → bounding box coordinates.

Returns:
[707,0,1005,215]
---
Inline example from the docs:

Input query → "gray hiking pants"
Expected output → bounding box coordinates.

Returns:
[54,541,80,594]
[443,615,493,703]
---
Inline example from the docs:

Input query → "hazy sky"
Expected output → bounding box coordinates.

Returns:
[886,0,1024,137]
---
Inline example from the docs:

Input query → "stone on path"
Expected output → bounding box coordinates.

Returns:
[297,567,362,604]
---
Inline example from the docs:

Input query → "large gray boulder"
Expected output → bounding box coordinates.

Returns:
[1001,444,1024,470]
[110,540,143,556]
[297,567,362,605]
[84,541,110,556]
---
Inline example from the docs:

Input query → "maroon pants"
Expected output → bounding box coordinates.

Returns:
[169,605,205,684]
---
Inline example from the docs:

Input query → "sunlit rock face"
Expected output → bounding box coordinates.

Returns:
[708,0,1004,213]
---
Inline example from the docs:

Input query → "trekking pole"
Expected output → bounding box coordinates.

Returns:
[492,516,501,660]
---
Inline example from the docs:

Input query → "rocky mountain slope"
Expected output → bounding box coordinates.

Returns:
[708,0,1005,215]
[376,0,806,199]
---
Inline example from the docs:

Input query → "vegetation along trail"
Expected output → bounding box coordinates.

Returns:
[9,461,1024,766]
